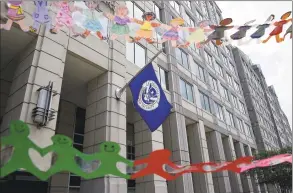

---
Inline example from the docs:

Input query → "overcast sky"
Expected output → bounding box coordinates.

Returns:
[217,1,292,128]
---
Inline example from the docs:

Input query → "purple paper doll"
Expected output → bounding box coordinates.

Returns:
[29,0,52,33]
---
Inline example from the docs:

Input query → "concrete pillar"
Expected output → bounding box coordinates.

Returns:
[244,146,261,193]
[234,142,254,193]
[80,71,127,193]
[0,27,67,174]
[206,131,232,193]
[131,107,167,193]
[162,112,194,193]
[222,135,244,193]
[259,184,268,193]
[186,120,215,193]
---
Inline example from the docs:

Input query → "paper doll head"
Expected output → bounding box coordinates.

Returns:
[85,1,99,10]
[170,18,184,27]
[100,141,121,154]
[281,11,291,20]
[220,18,233,26]
[142,12,156,21]
[115,5,129,17]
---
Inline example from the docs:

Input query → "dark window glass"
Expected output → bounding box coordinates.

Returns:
[69,176,81,187]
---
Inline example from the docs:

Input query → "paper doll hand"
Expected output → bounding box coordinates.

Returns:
[120,157,134,167]
[134,158,148,166]
[75,150,100,161]
[160,24,171,30]
[168,162,182,170]
[133,19,144,25]
[151,22,161,27]
[41,146,53,156]
[30,142,44,155]
[204,28,214,32]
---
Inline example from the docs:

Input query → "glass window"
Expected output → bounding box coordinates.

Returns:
[183,12,195,27]
[170,1,180,13]
[226,110,235,127]
[231,94,239,109]
[158,67,169,91]
[229,62,237,75]
[153,3,161,21]
[215,62,223,77]
[196,63,205,81]
[221,84,229,101]
[205,51,213,67]
[180,78,193,102]
[239,101,246,114]
[234,80,240,92]
[227,73,233,85]
[126,43,146,68]
[209,74,218,92]
[222,54,228,66]
[237,118,244,133]
[199,91,211,113]
[215,102,224,121]
[175,48,189,69]
[185,1,191,8]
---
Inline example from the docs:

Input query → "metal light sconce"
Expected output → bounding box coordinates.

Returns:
[32,81,57,127]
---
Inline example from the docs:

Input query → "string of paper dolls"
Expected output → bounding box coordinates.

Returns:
[1,0,292,47]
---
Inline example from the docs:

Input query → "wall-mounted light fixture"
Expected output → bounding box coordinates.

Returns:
[32,81,57,127]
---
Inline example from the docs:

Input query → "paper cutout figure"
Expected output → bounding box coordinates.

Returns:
[72,1,106,40]
[131,149,183,180]
[263,11,292,43]
[179,20,213,48]
[201,18,234,46]
[249,14,275,44]
[50,1,80,36]
[29,0,52,33]
[104,5,132,42]
[158,18,188,47]
[86,142,134,179]
[230,19,256,45]
[240,154,292,172]
[41,134,95,180]
[0,0,29,31]
[283,24,292,40]
[0,120,45,179]
[133,12,161,43]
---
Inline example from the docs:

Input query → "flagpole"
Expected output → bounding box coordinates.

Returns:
[115,49,163,100]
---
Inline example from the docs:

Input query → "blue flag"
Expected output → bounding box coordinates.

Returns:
[129,63,172,132]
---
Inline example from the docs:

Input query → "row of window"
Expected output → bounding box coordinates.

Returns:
[199,90,254,138]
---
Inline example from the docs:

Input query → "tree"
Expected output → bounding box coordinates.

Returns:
[247,147,292,193]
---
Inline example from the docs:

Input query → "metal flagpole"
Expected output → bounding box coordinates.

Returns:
[115,49,163,100]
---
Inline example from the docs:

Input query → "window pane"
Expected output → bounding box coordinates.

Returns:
[186,83,193,102]
[159,68,167,90]
[126,2,133,17]
[175,48,182,63]
[134,4,143,18]
[70,176,81,187]
[154,4,160,21]
[135,44,145,68]
[200,92,205,110]
[74,134,84,144]
[204,95,211,112]
[180,79,187,99]
[182,52,189,68]
[126,42,134,64]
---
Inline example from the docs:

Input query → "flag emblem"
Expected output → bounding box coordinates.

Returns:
[138,80,160,111]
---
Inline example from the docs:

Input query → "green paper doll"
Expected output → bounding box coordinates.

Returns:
[0,120,46,180]
[41,134,95,180]
[86,141,134,179]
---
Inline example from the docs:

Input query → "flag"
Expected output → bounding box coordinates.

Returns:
[129,63,172,132]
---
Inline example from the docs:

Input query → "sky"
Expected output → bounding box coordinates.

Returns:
[217,1,292,128]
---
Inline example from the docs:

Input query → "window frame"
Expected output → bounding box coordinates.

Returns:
[215,102,224,121]
[199,91,212,113]
[157,66,169,91]
[176,48,189,69]
[180,78,194,102]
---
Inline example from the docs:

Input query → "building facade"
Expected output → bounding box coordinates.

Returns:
[0,1,290,193]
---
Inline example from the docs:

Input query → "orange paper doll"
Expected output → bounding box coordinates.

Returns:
[263,11,292,43]
[133,12,161,44]
[131,149,183,180]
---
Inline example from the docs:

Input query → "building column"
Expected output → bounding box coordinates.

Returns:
[244,146,261,193]
[186,120,215,193]
[131,108,168,193]
[259,184,268,193]
[79,71,127,193]
[234,142,254,193]
[0,27,67,176]
[222,135,244,193]
[206,131,232,193]
[163,112,194,193]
